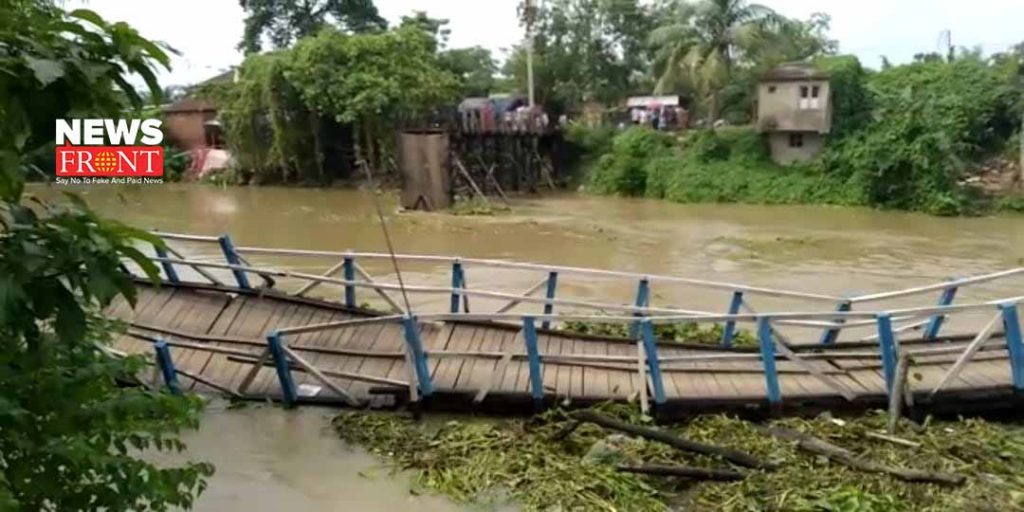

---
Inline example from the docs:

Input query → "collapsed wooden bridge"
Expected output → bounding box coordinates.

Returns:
[107,231,1024,418]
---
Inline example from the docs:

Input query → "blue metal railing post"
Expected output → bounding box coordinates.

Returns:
[402,315,434,398]
[721,291,744,347]
[924,282,958,340]
[640,319,667,405]
[756,317,782,405]
[153,339,181,394]
[343,255,356,307]
[999,303,1024,392]
[876,313,899,396]
[266,331,298,407]
[541,271,558,330]
[629,278,651,340]
[819,299,851,345]
[153,244,179,284]
[218,234,251,290]
[449,260,464,313]
[522,316,544,405]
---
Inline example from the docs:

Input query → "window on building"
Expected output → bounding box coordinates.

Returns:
[789,133,804,148]
[800,86,809,98]
[811,85,820,98]
[767,85,777,93]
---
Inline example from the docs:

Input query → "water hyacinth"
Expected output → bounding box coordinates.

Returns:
[334,406,1024,511]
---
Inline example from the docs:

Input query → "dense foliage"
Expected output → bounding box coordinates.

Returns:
[336,406,1024,511]
[1,1,211,509]
[216,25,459,184]
[237,0,386,53]
[584,126,865,207]
[822,55,1019,214]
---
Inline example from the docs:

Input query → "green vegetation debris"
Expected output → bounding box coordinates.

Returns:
[449,197,511,216]
[562,320,758,348]
[333,406,1024,511]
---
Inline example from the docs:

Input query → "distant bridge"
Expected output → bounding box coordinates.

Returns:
[106,231,1024,418]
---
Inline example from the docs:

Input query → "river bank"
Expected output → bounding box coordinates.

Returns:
[575,126,1024,217]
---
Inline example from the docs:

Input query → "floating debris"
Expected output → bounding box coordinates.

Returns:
[562,320,758,348]
[333,406,1024,511]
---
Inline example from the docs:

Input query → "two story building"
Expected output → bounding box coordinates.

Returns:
[755,64,832,164]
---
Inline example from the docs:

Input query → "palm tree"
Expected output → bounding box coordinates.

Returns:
[651,0,782,121]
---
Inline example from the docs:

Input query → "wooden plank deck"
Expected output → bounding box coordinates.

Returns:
[106,282,1024,417]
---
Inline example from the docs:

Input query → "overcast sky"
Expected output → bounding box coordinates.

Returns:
[75,0,1024,86]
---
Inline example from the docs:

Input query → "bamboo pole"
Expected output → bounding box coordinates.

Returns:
[455,157,490,205]
[161,244,223,285]
[227,354,408,388]
[887,353,911,434]
[761,426,965,486]
[293,258,347,297]
[176,367,241,397]
[353,262,405,313]
[850,268,1024,304]
[281,345,361,406]
[636,339,649,414]
[928,312,1001,397]
[495,276,549,313]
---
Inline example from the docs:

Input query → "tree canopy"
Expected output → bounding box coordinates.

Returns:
[218,24,459,183]
[238,0,387,53]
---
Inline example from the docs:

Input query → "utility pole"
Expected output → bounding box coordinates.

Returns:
[524,0,535,107]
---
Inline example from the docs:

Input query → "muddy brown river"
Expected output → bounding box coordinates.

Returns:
[32,184,1024,510]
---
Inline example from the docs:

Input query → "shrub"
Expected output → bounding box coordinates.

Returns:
[163,144,191,181]
[564,123,617,157]
[586,127,674,196]
[589,126,862,207]
[822,56,1018,213]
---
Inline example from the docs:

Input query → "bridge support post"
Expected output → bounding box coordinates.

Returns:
[876,313,899,396]
[924,282,958,341]
[721,291,744,347]
[153,339,181,394]
[999,303,1024,392]
[819,299,851,345]
[541,271,558,330]
[153,244,179,284]
[218,234,251,290]
[266,331,298,407]
[402,315,434,399]
[449,260,464,313]
[640,319,667,406]
[629,278,651,340]
[757,317,782,408]
[343,256,356,308]
[522,316,544,407]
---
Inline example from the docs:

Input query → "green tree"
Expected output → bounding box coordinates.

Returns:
[289,25,459,169]
[825,55,1017,213]
[650,0,785,120]
[238,0,387,53]
[505,0,658,112]
[0,1,213,508]
[220,24,459,181]
[440,46,498,97]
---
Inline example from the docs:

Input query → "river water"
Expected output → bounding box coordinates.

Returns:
[33,183,1024,510]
